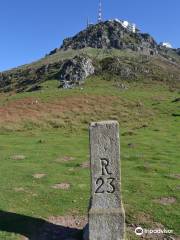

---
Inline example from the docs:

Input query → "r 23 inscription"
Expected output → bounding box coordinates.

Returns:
[95,158,116,194]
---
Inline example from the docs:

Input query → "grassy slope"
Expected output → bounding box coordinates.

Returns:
[3,48,139,73]
[2,48,179,95]
[0,77,179,239]
[4,47,180,74]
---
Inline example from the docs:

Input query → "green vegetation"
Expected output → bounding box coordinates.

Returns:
[3,48,139,73]
[0,77,179,239]
[1,47,179,94]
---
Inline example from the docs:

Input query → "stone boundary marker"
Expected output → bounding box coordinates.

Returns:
[84,121,125,240]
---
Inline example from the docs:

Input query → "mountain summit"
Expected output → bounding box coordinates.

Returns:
[0,20,180,92]
[53,20,158,56]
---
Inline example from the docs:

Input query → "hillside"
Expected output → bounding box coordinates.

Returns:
[0,20,180,93]
[0,78,179,240]
[0,20,180,240]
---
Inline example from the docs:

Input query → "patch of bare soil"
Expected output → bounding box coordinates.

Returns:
[169,174,180,179]
[52,183,70,190]
[80,162,90,169]
[68,168,75,172]
[154,197,177,205]
[33,173,46,179]
[55,156,75,163]
[48,215,87,229]
[14,187,25,192]
[11,155,26,160]
[135,212,155,225]
[14,187,37,197]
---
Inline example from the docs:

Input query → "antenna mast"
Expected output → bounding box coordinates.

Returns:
[98,0,102,23]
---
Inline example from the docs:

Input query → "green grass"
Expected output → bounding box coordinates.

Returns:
[3,48,139,73]
[0,130,89,215]
[2,46,179,96]
[0,77,179,239]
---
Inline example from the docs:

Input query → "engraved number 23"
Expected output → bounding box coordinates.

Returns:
[95,177,115,194]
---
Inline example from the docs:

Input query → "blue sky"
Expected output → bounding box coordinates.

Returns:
[0,0,179,72]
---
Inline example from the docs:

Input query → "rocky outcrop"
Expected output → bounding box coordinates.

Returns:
[61,20,158,55]
[0,61,63,92]
[98,56,180,82]
[58,55,95,88]
[0,55,95,91]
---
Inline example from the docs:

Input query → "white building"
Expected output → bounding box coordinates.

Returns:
[160,42,173,49]
[114,19,136,33]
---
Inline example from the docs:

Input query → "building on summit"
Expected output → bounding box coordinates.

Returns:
[114,19,136,33]
[159,42,173,49]
[98,0,137,33]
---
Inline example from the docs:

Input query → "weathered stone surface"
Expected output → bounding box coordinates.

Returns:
[58,55,95,88]
[87,121,125,240]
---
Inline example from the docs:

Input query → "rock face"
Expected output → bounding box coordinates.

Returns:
[61,20,158,55]
[99,55,180,82]
[0,61,63,92]
[58,55,95,88]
